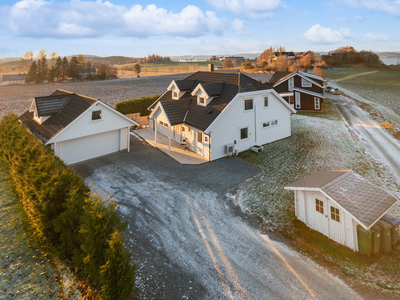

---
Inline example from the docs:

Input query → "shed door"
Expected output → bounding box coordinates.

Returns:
[328,204,345,244]
[314,197,328,236]
[59,130,120,165]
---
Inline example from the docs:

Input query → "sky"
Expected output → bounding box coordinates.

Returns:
[0,0,399,59]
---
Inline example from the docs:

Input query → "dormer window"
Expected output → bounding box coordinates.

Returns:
[173,91,179,99]
[198,97,206,105]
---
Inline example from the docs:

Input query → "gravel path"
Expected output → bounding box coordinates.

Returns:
[73,137,362,300]
[0,72,272,120]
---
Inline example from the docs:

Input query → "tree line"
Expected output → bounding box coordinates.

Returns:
[24,50,118,84]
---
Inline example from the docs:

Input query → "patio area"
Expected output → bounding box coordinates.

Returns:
[133,128,208,165]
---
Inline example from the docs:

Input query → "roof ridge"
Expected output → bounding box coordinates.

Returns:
[321,170,352,190]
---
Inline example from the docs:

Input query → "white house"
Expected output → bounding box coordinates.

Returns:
[1,74,26,85]
[148,71,296,161]
[19,89,138,165]
[285,170,398,251]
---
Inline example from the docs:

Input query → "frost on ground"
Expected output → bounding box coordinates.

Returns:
[0,169,82,300]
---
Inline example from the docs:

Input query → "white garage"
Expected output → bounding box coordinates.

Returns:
[19,89,138,165]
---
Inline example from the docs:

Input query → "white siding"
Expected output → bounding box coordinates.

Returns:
[299,190,357,251]
[58,130,120,165]
[209,91,293,160]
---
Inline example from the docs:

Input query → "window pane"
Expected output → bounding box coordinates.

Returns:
[271,120,278,126]
[263,122,270,128]
[244,99,253,110]
[92,110,101,120]
[264,97,268,107]
[240,127,248,139]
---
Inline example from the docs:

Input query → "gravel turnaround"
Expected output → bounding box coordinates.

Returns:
[73,137,362,300]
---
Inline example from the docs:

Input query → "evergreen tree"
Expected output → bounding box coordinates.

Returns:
[55,56,63,81]
[61,56,69,79]
[68,56,80,80]
[25,61,38,83]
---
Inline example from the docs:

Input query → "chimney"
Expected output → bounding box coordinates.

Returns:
[208,64,214,72]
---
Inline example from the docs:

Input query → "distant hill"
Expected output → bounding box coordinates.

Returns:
[378,52,400,59]
[67,55,137,65]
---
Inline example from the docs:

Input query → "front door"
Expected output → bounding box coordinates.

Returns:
[196,131,204,155]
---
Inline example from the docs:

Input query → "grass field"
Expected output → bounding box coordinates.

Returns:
[238,98,400,299]
[326,68,400,135]
[116,61,222,78]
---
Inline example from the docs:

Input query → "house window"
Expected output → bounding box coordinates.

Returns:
[288,78,294,91]
[204,136,208,142]
[173,91,178,99]
[271,119,278,126]
[288,97,294,105]
[240,127,248,139]
[331,207,340,222]
[91,110,102,121]
[198,97,206,105]
[262,121,270,128]
[316,199,324,214]
[295,92,301,109]
[244,99,253,111]
[197,131,203,143]
[264,96,269,107]
[314,97,320,110]
[301,78,312,87]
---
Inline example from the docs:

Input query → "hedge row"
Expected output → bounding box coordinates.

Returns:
[0,115,135,300]
[115,94,160,116]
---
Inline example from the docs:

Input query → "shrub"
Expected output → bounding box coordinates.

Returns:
[0,115,136,299]
[115,94,160,116]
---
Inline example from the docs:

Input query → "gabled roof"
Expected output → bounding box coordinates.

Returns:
[293,87,325,98]
[1,74,26,81]
[20,89,97,143]
[269,71,291,85]
[273,70,324,88]
[297,70,325,82]
[285,170,398,229]
[175,79,197,91]
[34,95,71,117]
[149,71,270,131]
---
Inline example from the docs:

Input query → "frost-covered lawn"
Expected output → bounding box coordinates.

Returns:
[238,98,400,298]
[326,68,400,134]
[0,168,82,299]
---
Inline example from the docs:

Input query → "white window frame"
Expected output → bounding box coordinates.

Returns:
[244,99,253,111]
[240,126,249,140]
[173,91,179,99]
[262,121,270,129]
[314,97,320,110]
[295,92,301,109]
[288,77,294,91]
[264,96,269,108]
[91,110,102,122]
[198,96,206,106]
[301,78,312,87]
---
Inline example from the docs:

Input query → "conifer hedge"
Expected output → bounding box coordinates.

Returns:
[115,94,160,116]
[0,114,136,299]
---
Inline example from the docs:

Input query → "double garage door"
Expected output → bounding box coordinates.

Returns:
[59,130,121,165]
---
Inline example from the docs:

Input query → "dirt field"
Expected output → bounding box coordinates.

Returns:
[0,72,272,120]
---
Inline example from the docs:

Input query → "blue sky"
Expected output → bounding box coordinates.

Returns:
[0,0,399,58]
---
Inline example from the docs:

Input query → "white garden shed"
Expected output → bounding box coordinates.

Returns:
[285,170,398,251]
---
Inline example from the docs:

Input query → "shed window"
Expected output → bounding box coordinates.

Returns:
[264,97,269,107]
[91,110,102,121]
[197,131,203,143]
[240,127,248,139]
[244,99,253,111]
[331,207,340,222]
[316,199,324,214]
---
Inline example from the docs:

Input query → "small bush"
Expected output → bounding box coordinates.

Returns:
[0,115,136,300]
[115,94,160,116]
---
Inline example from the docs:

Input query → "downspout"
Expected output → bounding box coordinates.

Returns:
[208,132,211,161]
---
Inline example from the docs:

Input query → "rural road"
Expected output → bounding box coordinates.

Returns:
[328,92,400,179]
[75,138,362,300]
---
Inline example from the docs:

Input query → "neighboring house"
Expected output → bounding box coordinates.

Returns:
[285,170,398,252]
[19,89,138,165]
[273,52,296,60]
[270,70,326,111]
[148,71,296,161]
[1,74,26,85]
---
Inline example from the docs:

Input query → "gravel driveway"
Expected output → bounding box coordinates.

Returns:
[73,137,361,300]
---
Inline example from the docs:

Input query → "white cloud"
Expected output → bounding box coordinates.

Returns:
[341,0,400,17]
[354,15,364,22]
[231,19,250,35]
[303,24,352,44]
[206,0,282,18]
[0,0,225,38]
[366,33,389,41]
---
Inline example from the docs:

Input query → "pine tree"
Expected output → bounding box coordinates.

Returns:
[61,56,69,79]
[25,61,38,83]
